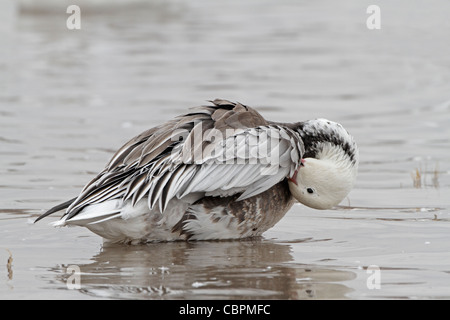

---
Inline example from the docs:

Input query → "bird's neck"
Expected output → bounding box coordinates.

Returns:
[314,143,358,181]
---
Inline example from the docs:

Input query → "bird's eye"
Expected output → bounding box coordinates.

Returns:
[306,188,314,194]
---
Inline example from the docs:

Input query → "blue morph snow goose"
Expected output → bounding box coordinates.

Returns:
[36,99,359,243]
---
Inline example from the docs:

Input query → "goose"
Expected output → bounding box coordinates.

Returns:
[35,99,359,243]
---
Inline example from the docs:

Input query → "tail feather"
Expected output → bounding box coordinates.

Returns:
[34,197,77,223]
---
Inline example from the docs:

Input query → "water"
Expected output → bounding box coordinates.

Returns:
[1,0,450,299]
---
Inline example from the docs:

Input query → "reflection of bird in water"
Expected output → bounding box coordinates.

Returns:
[36,99,358,243]
[52,240,355,299]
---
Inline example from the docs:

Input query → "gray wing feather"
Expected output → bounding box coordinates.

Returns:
[174,125,303,202]
[63,100,304,220]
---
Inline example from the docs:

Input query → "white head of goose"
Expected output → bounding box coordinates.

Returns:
[287,119,359,210]
[36,99,359,243]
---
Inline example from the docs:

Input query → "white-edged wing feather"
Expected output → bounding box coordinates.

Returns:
[60,100,304,224]
[151,124,304,210]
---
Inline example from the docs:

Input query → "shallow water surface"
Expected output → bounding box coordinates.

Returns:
[1,0,450,299]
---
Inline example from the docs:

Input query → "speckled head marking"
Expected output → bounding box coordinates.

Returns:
[296,119,358,165]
